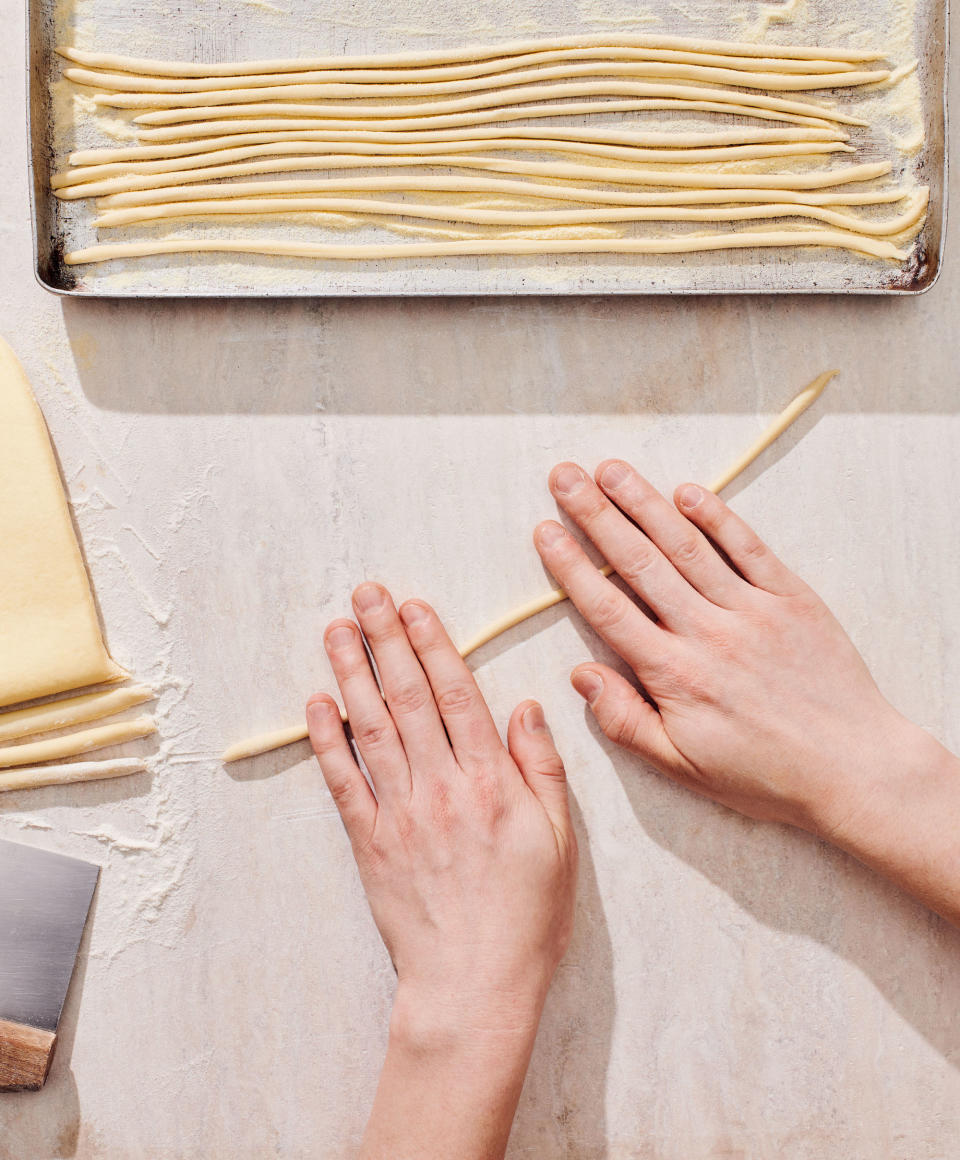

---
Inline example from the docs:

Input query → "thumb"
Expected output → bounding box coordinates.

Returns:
[508,701,573,841]
[571,664,679,773]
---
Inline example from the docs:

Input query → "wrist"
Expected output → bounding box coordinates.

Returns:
[815,710,954,851]
[389,979,546,1059]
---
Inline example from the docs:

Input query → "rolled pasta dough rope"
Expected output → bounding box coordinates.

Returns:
[69,62,889,98]
[92,193,928,237]
[65,232,908,266]
[58,48,868,87]
[0,758,148,794]
[133,99,845,131]
[96,177,913,210]
[0,684,155,744]
[56,38,886,76]
[58,158,894,202]
[53,140,853,198]
[59,123,847,174]
[220,372,836,763]
[92,80,866,124]
[0,716,157,769]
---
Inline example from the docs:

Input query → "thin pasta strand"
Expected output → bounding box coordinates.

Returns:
[59,123,847,175]
[133,98,845,131]
[65,231,908,267]
[91,192,929,236]
[91,79,870,123]
[70,61,890,100]
[57,48,869,87]
[56,38,886,76]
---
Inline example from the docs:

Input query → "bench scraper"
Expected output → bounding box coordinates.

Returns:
[0,837,99,1091]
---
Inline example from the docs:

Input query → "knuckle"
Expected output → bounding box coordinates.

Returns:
[352,717,395,750]
[738,534,768,562]
[388,680,432,717]
[534,754,566,781]
[618,544,659,584]
[603,703,644,752]
[670,533,704,567]
[435,680,478,716]
[590,590,629,633]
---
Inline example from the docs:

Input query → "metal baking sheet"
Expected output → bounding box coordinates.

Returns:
[28,0,948,297]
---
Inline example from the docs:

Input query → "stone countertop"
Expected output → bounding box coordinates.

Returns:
[1,2,959,1156]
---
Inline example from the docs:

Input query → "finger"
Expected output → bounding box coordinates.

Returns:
[306,695,377,847]
[596,461,748,609]
[533,520,669,681]
[507,701,574,846]
[571,664,681,773]
[324,619,410,799]
[397,600,504,768]
[351,583,449,768]
[674,485,806,597]
[549,462,701,629]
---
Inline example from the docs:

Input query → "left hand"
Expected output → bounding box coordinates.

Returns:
[306,583,578,1039]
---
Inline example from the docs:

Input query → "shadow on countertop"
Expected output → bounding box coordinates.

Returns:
[61,280,960,417]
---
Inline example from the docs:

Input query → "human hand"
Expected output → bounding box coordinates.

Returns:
[534,460,917,839]
[306,583,577,1039]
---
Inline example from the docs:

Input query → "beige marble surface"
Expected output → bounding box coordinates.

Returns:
[2,3,960,1157]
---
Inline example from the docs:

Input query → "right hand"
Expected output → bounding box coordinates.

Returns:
[534,459,919,839]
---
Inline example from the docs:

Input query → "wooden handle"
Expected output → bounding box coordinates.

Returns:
[0,1019,57,1091]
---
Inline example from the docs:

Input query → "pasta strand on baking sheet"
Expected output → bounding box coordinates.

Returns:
[132,99,846,132]
[56,47,872,86]
[58,123,847,176]
[94,177,914,210]
[56,37,887,77]
[91,192,929,237]
[65,231,908,266]
[91,79,872,123]
[51,140,854,197]
[58,157,895,203]
[68,62,890,98]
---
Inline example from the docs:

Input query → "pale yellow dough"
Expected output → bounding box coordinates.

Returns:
[0,339,126,708]
[0,716,156,769]
[58,156,894,203]
[56,47,869,87]
[56,37,885,77]
[0,684,155,745]
[97,179,911,210]
[93,78,867,121]
[0,758,148,794]
[65,231,907,266]
[56,123,846,177]
[92,193,928,238]
[68,62,889,98]
[132,99,846,132]
[222,372,836,764]
[53,140,853,199]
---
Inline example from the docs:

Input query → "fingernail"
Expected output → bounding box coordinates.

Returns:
[537,521,566,548]
[523,703,548,735]
[399,601,430,626]
[600,461,631,490]
[353,583,386,613]
[553,464,586,496]
[326,624,356,650]
[572,671,604,704]
[306,699,338,726]
[678,485,703,510]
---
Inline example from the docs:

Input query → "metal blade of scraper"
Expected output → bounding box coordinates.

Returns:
[0,838,99,1091]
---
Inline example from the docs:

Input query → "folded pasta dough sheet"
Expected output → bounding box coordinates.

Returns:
[0,337,125,707]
